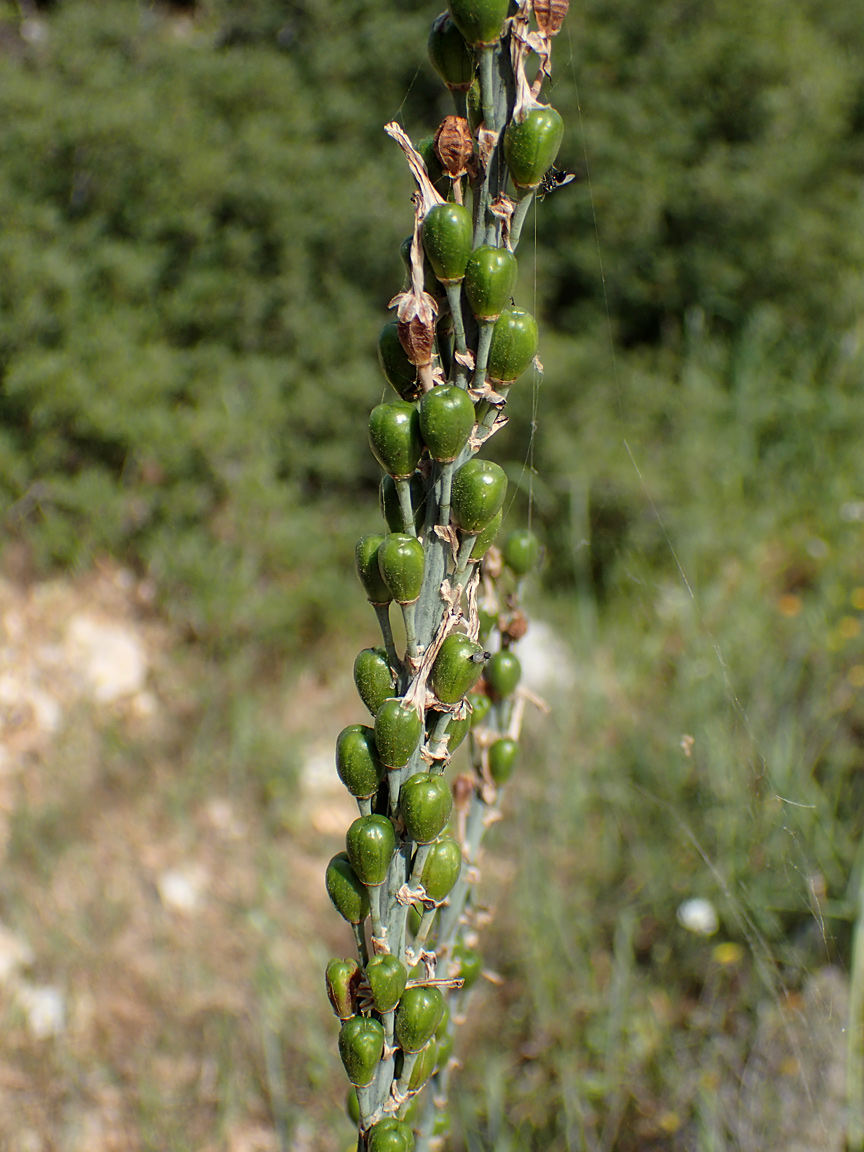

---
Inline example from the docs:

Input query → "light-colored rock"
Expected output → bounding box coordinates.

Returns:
[65,615,148,703]
[157,866,208,913]
[16,982,65,1039]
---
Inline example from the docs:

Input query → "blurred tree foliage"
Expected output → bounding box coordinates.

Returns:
[0,0,861,643]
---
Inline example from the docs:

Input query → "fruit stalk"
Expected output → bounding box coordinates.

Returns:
[326,3,565,1147]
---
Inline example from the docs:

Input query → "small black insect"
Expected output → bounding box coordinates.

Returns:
[537,165,579,200]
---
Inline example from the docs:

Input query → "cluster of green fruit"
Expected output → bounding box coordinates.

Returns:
[324,1,563,1147]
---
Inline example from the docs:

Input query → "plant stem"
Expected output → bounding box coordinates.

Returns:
[374,603,401,672]
[396,477,416,535]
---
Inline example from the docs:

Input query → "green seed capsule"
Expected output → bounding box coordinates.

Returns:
[447,0,509,46]
[395,984,445,1052]
[435,1030,453,1071]
[421,202,474,286]
[487,307,539,383]
[377,533,425,605]
[485,649,522,699]
[419,384,476,463]
[374,698,423,769]
[336,724,385,798]
[366,953,409,1014]
[338,1015,385,1086]
[502,528,541,576]
[504,105,565,190]
[325,853,370,925]
[451,458,507,534]
[428,12,475,91]
[400,773,453,844]
[355,534,392,605]
[380,473,426,535]
[488,736,519,783]
[419,836,462,902]
[346,1086,360,1125]
[378,320,419,400]
[452,942,483,988]
[367,1117,416,1152]
[446,710,471,751]
[369,402,423,481]
[325,957,362,1020]
[470,693,492,727]
[353,649,395,718]
[346,814,396,887]
[470,506,503,560]
[407,900,426,937]
[430,633,487,704]
[407,1040,438,1091]
[464,246,517,322]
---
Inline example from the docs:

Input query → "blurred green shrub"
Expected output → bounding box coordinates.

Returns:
[0,0,862,648]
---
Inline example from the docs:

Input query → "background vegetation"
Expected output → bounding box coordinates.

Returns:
[1,0,864,1148]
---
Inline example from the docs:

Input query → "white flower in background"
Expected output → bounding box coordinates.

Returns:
[677,897,719,936]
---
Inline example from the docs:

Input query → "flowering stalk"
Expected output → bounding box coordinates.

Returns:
[325,3,566,1148]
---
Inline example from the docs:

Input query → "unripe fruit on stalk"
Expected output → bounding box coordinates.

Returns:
[488,307,539,383]
[326,957,362,1020]
[353,649,395,718]
[355,534,391,605]
[504,105,565,190]
[366,953,409,1013]
[419,384,475,462]
[488,736,519,783]
[503,528,542,576]
[419,836,462,901]
[367,1117,416,1152]
[368,402,423,481]
[470,506,503,560]
[451,942,483,987]
[380,473,426,534]
[451,458,507,533]
[336,724,385,798]
[426,707,470,752]
[464,246,517,321]
[374,698,423,769]
[346,1087,360,1125]
[421,203,473,285]
[485,649,522,698]
[400,773,453,843]
[346,815,396,887]
[395,984,445,1052]
[338,1015,385,1086]
[377,533,425,605]
[435,1030,453,1071]
[407,1040,438,1091]
[447,0,509,46]
[428,13,475,91]
[408,900,427,937]
[446,710,471,751]
[430,633,487,703]
[378,320,418,400]
[470,693,492,727]
[326,853,371,925]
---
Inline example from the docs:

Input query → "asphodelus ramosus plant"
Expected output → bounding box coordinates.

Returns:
[325,2,567,1148]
